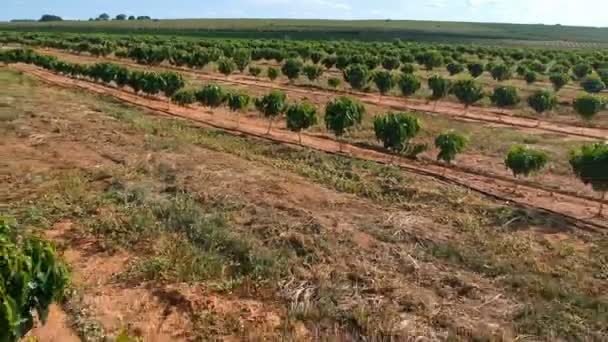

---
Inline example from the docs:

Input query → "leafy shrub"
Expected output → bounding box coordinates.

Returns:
[427,75,450,102]
[267,67,280,81]
[397,73,421,97]
[343,64,370,90]
[527,90,557,114]
[467,62,485,78]
[282,58,304,81]
[373,112,421,151]
[325,97,365,146]
[248,66,262,77]
[549,73,570,91]
[303,64,324,82]
[1,218,69,342]
[255,91,287,133]
[286,101,319,143]
[490,64,512,81]
[451,79,484,109]
[171,89,196,106]
[435,130,468,163]
[327,77,341,89]
[491,86,521,109]
[196,84,226,108]
[580,76,606,93]
[505,145,548,177]
[573,93,605,121]
[446,62,465,76]
[217,57,236,76]
[372,70,396,95]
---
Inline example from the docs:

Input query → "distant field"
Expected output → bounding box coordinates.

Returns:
[2,18,608,45]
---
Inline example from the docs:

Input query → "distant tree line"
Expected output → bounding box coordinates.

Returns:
[89,13,152,21]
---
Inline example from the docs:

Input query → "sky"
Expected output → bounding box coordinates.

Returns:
[2,0,607,27]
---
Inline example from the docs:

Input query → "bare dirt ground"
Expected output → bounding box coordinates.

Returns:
[3,67,607,341]
[12,63,607,231]
[36,48,608,139]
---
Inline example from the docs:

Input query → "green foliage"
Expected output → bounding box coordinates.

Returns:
[381,55,400,71]
[302,64,324,82]
[159,72,185,97]
[446,62,465,76]
[490,64,512,81]
[372,70,396,95]
[217,57,236,76]
[248,66,262,77]
[527,90,557,114]
[324,97,365,138]
[504,145,548,177]
[573,93,605,121]
[267,67,280,81]
[569,143,608,192]
[285,101,319,134]
[171,89,196,106]
[427,75,450,101]
[573,63,592,79]
[420,50,444,70]
[321,55,337,69]
[232,48,251,72]
[524,70,538,84]
[451,79,484,108]
[373,112,421,151]
[327,77,341,89]
[549,73,570,91]
[196,84,226,108]
[400,63,415,74]
[281,58,304,81]
[580,76,606,93]
[1,218,69,342]
[226,92,251,112]
[491,86,521,109]
[435,130,468,163]
[467,62,485,78]
[397,73,421,96]
[343,64,370,90]
[255,91,287,119]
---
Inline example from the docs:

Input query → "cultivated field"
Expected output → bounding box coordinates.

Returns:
[2,29,608,341]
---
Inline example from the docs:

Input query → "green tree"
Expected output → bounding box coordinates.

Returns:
[255,91,287,134]
[325,97,365,151]
[282,58,303,82]
[580,76,606,93]
[505,145,548,178]
[328,77,341,89]
[490,64,512,81]
[249,66,262,78]
[160,72,185,97]
[171,89,196,106]
[196,84,226,109]
[569,143,608,216]
[227,92,251,127]
[549,73,570,92]
[0,218,69,342]
[435,130,468,164]
[303,64,324,82]
[400,63,415,74]
[467,62,485,78]
[381,55,401,71]
[446,62,465,76]
[421,50,444,70]
[397,73,421,97]
[427,75,450,110]
[286,101,319,143]
[343,64,370,91]
[373,112,421,152]
[527,90,557,115]
[321,55,337,69]
[451,79,484,112]
[525,71,538,85]
[372,70,396,96]
[573,63,592,79]
[233,49,251,73]
[573,93,605,121]
[490,86,521,112]
[217,57,236,77]
[267,67,280,81]
[115,14,127,20]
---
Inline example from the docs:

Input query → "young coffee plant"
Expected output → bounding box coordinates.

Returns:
[372,70,396,96]
[285,100,319,144]
[325,96,365,151]
[217,57,237,77]
[282,58,304,82]
[527,90,557,115]
[227,92,251,126]
[451,79,484,112]
[569,142,608,216]
[435,130,468,164]
[397,73,421,97]
[1,218,69,342]
[303,64,324,82]
[373,112,421,152]
[196,84,226,109]
[171,89,196,106]
[267,67,280,81]
[573,93,605,121]
[343,64,370,91]
[255,90,287,134]
[505,145,548,178]
[427,75,450,110]
[491,86,521,112]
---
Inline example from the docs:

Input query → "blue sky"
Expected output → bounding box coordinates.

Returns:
[3,0,607,27]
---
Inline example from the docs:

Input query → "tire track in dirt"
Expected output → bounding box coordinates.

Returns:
[36,48,608,141]
[12,64,607,232]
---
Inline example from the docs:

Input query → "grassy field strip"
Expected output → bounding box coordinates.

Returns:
[13,63,607,232]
